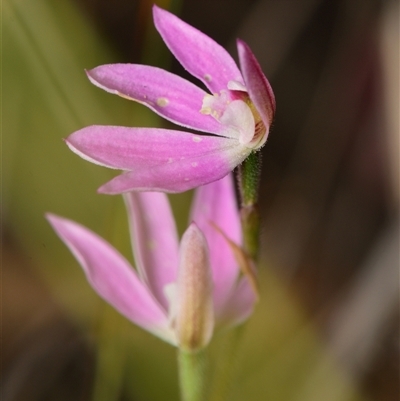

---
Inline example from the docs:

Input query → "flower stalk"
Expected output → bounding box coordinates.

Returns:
[238,150,262,260]
[178,349,209,401]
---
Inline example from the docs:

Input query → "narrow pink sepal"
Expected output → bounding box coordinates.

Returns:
[153,5,243,93]
[46,214,174,343]
[237,39,276,142]
[124,192,179,310]
[190,174,242,317]
[87,65,222,135]
[66,126,244,171]
[97,140,249,194]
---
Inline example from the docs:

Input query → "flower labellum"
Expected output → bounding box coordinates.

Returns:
[47,175,257,350]
[66,5,275,194]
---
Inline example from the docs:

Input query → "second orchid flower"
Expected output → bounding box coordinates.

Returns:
[47,175,257,351]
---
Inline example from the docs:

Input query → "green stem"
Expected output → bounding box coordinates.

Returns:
[240,205,260,261]
[237,151,262,260]
[178,349,209,401]
[238,151,262,207]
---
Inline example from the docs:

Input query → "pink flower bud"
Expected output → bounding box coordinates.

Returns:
[175,224,214,352]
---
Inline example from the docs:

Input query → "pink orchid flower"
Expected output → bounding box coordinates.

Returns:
[47,175,257,351]
[66,5,275,194]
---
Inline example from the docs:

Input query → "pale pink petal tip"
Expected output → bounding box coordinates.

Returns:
[152,4,243,93]
[45,213,175,344]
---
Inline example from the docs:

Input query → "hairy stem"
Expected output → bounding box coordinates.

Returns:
[237,151,262,260]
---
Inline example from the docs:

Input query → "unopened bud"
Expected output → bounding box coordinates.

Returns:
[175,223,214,352]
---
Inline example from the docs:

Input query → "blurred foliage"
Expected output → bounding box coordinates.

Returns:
[3,0,372,400]
[4,0,190,313]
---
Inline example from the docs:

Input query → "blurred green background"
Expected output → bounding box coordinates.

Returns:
[3,0,398,400]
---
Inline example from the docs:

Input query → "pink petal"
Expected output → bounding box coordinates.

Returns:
[124,192,179,310]
[98,145,244,194]
[66,125,251,193]
[217,276,257,329]
[190,174,242,316]
[46,214,175,343]
[175,223,214,351]
[67,126,228,170]
[87,65,222,135]
[237,40,276,145]
[153,5,243,94]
